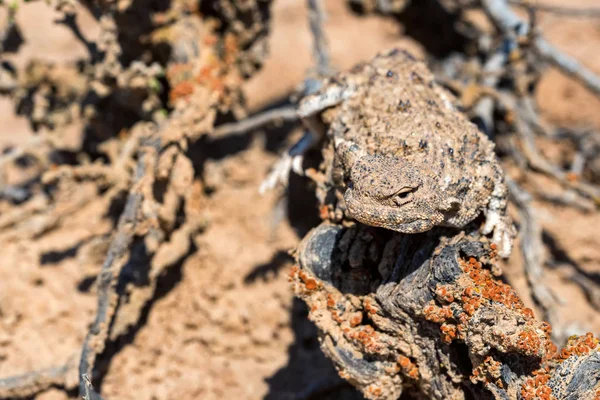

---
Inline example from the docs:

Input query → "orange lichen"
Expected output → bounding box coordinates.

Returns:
[291,268,322,295]
[331,309,344,324]
[304,278,317,291]
[396,355,419,379]
[345,324,382,353]
[422,252,557,361]
[471,356,503,388]
[522,308,535,319]
[423,302,453,324]
[440,323,457,343]
[519,332,600,399]
[169,81,195,102]
[209,78,225,94]
[297,269,319,290]
[326,293,336,308]
[349,312,363,327]
[435,285,455,303]
[397,355,411,369]
[520,368,553,400]
[363,298,378,315]
[517,330,542,356]
[458,255,527,313]
[319,205,330,220]
[366,384,383,397]
[288,265,299,281]
[556,332,599,362]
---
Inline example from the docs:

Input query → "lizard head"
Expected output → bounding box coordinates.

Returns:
[344,155,445,233]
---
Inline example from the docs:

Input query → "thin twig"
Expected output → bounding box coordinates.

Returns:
[518,96,555,137]
[508,0,600,18]
[212,106,298,138]
[532,186,595,212]
[507,177,558,333]
[0,362,74,399]
[307,0,331,77]
[482,0,600,97]
[82,374,104,400]
[499,93,600,202]
[473,50,508,136]
[515,109,600,201]
[78,138,159,398]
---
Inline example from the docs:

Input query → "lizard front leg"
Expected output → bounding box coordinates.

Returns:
[259,82,357,193]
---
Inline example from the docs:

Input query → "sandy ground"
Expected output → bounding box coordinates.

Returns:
[1,0,600,399]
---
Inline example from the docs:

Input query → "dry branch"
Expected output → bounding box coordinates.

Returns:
[212,106,297,138]
[0,362,75,399]
[506,177,559,336]
[307,0,332,77]
[78,137,160,398]
[482,0,600,97]
[293,221,600,399]
[508,0,600,18]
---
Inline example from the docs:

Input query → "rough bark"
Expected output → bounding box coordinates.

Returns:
[292,222,600,399]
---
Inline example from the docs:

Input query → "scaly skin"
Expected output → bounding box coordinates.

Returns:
[299,49,515,257]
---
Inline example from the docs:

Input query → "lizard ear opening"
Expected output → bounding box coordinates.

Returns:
[442,197,461,211]
[335,138,365,169]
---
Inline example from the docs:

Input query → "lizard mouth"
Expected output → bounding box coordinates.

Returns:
[344,190,433,233]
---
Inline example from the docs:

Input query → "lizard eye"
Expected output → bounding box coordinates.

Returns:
[392,188,415,206]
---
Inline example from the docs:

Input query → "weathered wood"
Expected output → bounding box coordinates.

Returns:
[292,222,600,399]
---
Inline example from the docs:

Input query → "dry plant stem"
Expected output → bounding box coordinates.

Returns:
[518,96,554,137]
[516,112,600,200]
[506,177,558,336]
[532,186,594,212]
[472,50,507,135]
[507,0,600,18]
[307,0,331,77]
[482,0,600,97]
[78,140,159,398]
[501,93,600,201]
[0,363,73,398]
[82,374,103,400]
[212,106,297,137]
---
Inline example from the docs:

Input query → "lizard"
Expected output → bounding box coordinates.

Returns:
[262,49,515,258]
